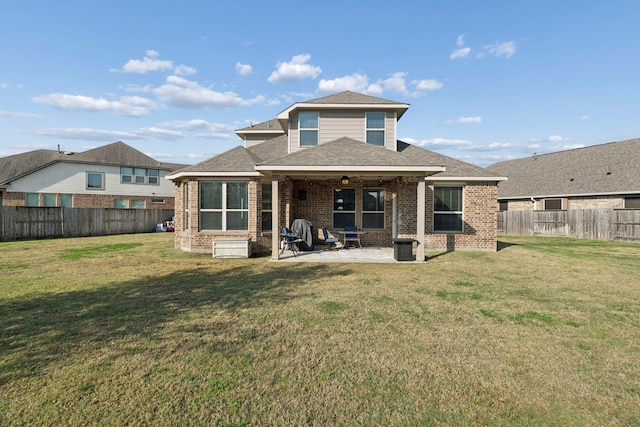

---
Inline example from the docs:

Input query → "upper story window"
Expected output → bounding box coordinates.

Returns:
[366,112,385,146]
[299,112,318,146]
[121,167,159,185]
[87,172,104,190]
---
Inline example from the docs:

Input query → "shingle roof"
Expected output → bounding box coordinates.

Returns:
[397,141,501,179]
[0,141,186,185]
[259,137,440,168]
[236,119,284,132]
[304,91,406,105]
[170,136,503,180]
[487,138,640,198]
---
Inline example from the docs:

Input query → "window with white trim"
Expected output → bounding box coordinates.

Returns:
[434,186,463,232]
[114,199,129,209]
[61,194,73,208]
[366,112,385,146]
[333,188,356,228]
[184,181,189,230]
[200,181,249,231]
[121,167,159,185]
[299,112,318,146]
[362,188,384,229]
[131,199,145,209]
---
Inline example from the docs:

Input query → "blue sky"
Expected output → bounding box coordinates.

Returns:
[1,1,638,167]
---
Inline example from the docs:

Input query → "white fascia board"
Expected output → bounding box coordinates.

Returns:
[255,165,445,174]
[235,129,284,135]
[165,171,262,180]
[430,176,508,182]
[276,103,410,120]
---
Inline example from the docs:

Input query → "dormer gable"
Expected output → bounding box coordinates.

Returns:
[277,91,409,154]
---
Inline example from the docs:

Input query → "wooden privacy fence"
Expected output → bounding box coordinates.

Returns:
[497,209,640,242]
[0,207,174,242]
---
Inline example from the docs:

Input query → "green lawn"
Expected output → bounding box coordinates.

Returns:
[1,233,639,426]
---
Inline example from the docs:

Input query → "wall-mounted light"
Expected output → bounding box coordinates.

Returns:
[341,176,350,185]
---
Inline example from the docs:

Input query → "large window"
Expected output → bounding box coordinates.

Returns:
[131,199,145,209]
[434,186,463,232]
[200,181,248,231]
[334,188,356,228]
[261,183,272,232]
[121,167,159,185]
[362,188,384,229]
[87,172,104,190]
[366,112,385,146]
[114,199,129,208]
[299,112,318,146]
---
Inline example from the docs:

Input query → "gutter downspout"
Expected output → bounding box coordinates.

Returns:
[392,192,398,240]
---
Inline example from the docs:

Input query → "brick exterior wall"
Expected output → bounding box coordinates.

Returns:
[1,191,174,209]
[173,176,499,254]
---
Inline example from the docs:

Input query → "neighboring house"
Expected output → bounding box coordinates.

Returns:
[0,141,185,209]
[487,139,640,211]
[167,91,507,260]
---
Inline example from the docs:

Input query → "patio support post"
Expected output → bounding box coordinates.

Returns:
[416,176,426,262]
[271,175,280,260]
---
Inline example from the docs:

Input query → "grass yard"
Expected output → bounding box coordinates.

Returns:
[1,233,639,426]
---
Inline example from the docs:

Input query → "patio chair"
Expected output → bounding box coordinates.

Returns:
[321,227,340,251]
[280,226,303,257]
[343,225,362,249]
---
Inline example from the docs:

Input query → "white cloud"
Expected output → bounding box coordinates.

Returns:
[446,116,482,124]
[381,72,408,94]
[561,144,585,150]
[32,126,187,142]
[32,93,158,117]
[482,41,517,58]
[161,119,233,132]
[236,62,253,76]
[580,115,591,120]
[450,47,471,60]
[401,137,473,147]
[318,73,370,94]
[33,128,144,141]
[267,54,322,83]
[121,84,152,93]
[174,64,197,76]
[547,135,570,143]
[153,76,265,108]
[120,50,174,74]
[195,132,233,140]
[0,109,44,119]
[0,82,8,89]
[410,79,443,96]
[451,34,471,60]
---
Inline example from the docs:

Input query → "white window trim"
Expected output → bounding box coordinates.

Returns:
[261,183,273,232]
[87,172,105,191]
[365,112,386,146]
[299,112,319,147]
[121,167,159,185]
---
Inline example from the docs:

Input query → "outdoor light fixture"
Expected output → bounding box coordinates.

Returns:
[341,176,350,185]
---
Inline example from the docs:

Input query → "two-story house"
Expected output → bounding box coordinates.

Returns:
[167,91,507,260]
[0,141,183,209]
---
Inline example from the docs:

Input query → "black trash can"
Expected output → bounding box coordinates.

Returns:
[393,239,416,261]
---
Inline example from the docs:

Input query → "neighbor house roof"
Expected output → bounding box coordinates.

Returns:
[487,138,640,199]
[0,141,186,186]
